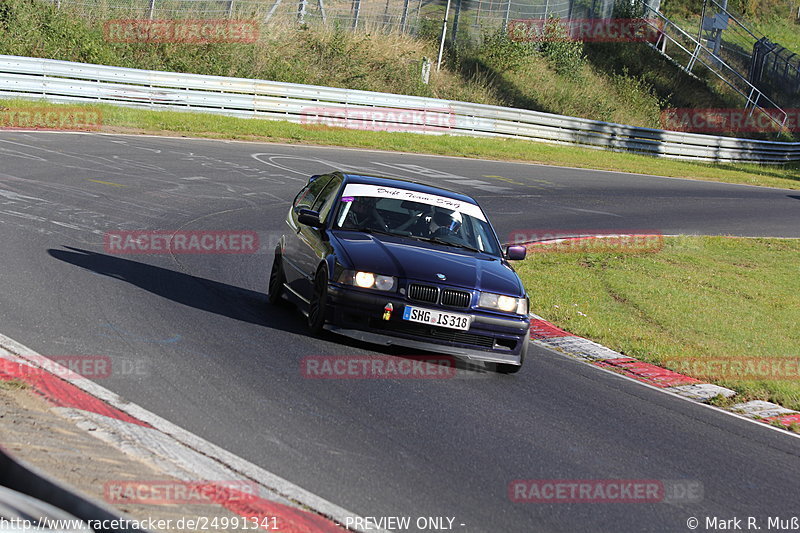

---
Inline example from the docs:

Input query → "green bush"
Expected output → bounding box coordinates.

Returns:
[539,16,586,79]
[476,27,537,72]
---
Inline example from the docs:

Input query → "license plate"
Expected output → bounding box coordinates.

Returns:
[402,306,471,331]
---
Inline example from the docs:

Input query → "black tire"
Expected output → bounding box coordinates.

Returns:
[307,266,328,335]
[495,362,522,374]
[268,252,285,305]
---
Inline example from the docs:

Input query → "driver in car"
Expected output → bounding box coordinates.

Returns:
[342,197,387,230]
[427,208,461,238]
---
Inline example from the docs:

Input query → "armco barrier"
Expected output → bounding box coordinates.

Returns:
[1,54,799,163]
[1,447,149,532]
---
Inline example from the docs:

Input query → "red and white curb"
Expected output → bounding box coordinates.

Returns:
[528,313,800,430]
[0,334,383,533]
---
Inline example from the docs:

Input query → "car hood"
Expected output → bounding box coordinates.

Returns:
[331,231,524,296]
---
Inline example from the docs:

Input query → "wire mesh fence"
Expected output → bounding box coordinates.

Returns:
[696,0,800,108]
[46,0,625,42]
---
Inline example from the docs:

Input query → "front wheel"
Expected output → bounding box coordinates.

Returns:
[307,267,328,335]
[495,362,522,374]
[268,252,285,305]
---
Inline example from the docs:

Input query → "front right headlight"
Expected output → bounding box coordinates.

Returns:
[478,292,528,314]
[338,270,397,292]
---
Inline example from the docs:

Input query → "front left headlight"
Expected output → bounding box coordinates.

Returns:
[479,292,528,315]
[338,270,397,292]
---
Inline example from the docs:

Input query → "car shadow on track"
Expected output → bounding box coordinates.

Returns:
[48,247,495,377]
[47,246,309,335]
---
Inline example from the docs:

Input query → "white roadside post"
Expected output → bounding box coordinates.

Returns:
[436,0,453,71]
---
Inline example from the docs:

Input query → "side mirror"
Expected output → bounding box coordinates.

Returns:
[506,245,527,261]
[298,208,323,228]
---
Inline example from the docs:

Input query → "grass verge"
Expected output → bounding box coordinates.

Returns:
[515,236,800,410]
[3,99,800,190]
[0,379,29,391]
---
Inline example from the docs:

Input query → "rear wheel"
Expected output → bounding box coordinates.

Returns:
[268,252,285,305]
[308,267,328,335]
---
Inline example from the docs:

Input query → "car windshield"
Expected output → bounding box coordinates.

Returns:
[333,183,502,256]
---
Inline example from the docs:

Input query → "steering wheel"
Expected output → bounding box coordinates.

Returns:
[432,226,458,239]
[369,206,391,232]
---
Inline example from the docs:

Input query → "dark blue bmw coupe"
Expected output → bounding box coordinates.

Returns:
[269,172,531,373]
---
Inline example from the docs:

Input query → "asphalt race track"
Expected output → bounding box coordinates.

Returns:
[1,131,799,532]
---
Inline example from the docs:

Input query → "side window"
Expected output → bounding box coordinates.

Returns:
[294,174,332,209]
[293,186,311,208]
[313,176,343,223]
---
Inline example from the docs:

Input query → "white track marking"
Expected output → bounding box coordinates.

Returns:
[0,334,385,533]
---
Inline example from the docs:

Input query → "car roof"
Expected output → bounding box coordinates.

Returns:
[337,173,479,205]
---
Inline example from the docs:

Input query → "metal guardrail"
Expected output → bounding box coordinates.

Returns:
[1,54,799,163]
[1,446,149,532]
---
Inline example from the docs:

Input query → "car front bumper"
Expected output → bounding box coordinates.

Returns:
[325,283,530,365]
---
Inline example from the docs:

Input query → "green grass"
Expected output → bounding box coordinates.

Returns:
[515,236,800,410]
[3,98,800,189]
[0,379,29,391]
[0,0,732,132]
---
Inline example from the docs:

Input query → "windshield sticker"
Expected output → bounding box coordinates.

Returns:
[341,184,486,221]
[340,196,354,202]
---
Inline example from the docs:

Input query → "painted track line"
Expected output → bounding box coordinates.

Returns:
[522,233,800,433]
[528,313,800,436]
[0,333,386,533]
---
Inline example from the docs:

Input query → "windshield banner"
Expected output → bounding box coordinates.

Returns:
[341,183,486,221]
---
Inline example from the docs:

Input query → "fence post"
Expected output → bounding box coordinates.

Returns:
[264,0,283,23]
[452,0,462,45]
[352,0,361,29]
[227,0,235,18]
[400,0,410,31]
[437,0,453,70]
[503,0,512,32]
[383,0,391,28]
[148,0,156,20]
[298,0,307,23]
